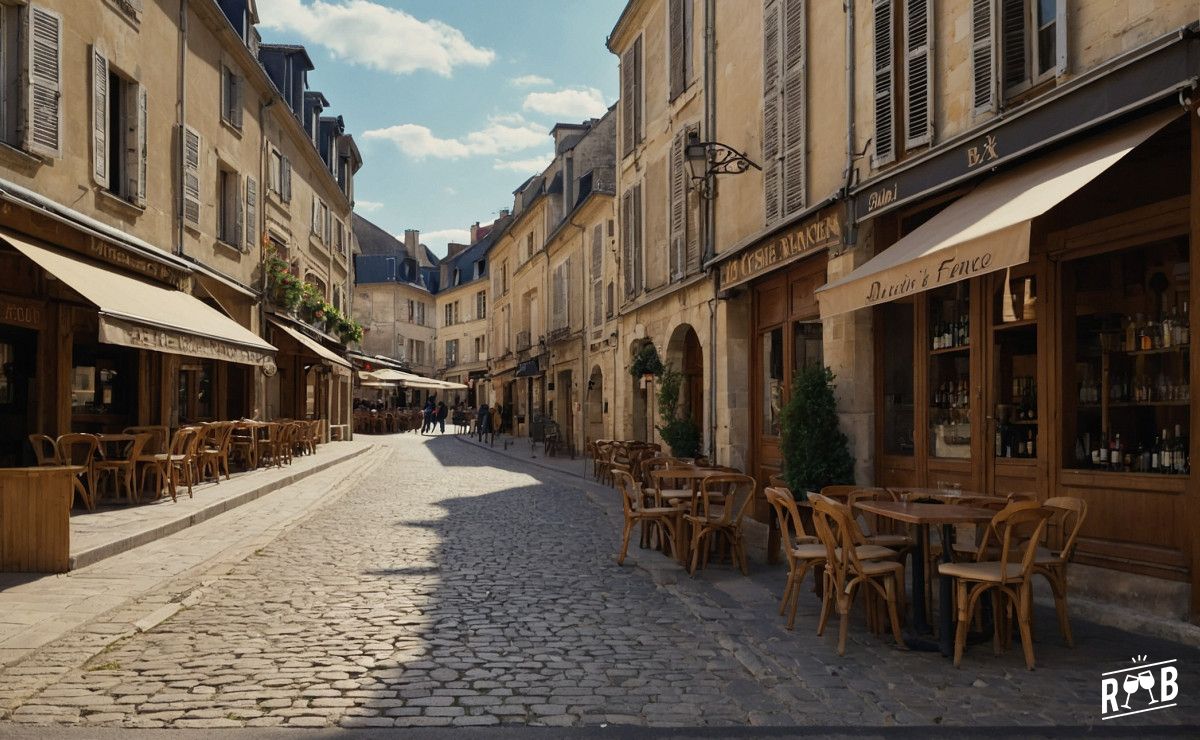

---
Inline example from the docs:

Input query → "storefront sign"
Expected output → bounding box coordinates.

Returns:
[100,316,276,367]
[719,208,844,290]
[87,238,188,289]
[0,295,44,329]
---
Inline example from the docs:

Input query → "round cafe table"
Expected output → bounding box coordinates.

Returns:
[853,499,997,657]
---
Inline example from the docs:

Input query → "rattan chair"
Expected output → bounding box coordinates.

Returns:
[684,473,757,576]
[93,433,151,504]
[1033,496,1088,647]
[614,470,684,566]
[57,433,99,511]
[28,434,60,466]
[765,486,827,629]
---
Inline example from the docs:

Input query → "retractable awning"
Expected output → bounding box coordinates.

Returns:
[4,231,276,366]
[268,317,351,373]
[369,368,467,390]
[817,108,1180,317]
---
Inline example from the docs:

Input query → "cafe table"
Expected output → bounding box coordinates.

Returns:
[853,499,997,657]
[648,467,726,563]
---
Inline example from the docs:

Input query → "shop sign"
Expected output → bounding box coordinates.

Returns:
[100,316,276,367]
[719,207,843,290]
[87,238,188,289]
[0,295,44,329]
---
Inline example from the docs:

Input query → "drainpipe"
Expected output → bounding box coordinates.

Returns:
[707,297,716,461]
[704,0,718,462]
[176,0,188,256]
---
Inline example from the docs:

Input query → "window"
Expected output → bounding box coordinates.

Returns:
[1001,0,1063,95]
[92,52,146,204]
[591,224,604,328]
[761,327,784,436]
[445,339,458,367]
[621,184,643,299]
[0,3,25,146]
[551,259,569,331]
[444,302,458,327]
[268,148,292,202]
[762,0,805,223]
[476,290,486,319]
[220,64,243,129]
[871,0,934,165]
[501,260,508,295]
[177,362,214,423]
[606,281,614,318]
[334,219,345,256]
[217,167,242,246]
[525,232,534,262]
[880,302,915,456]
[6,4,61,157]
[668,0,693,101]
[407,299,415,322]
[244,175,256,249]
[620,35,643,157]
[416,301,426,326]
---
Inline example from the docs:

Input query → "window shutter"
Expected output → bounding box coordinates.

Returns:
[311,195,318,234]
[282,157,292,202]
[591,224,603,328]
[781,0,806,216]
[621,190,634,298]
[27,6,61,158]
[90,45,108,186]
[245,175,257,249]
[903,0,933,148]
[233,73,243,128]
[685,126,701,274]
[871,0,894,166]
[1055,0,1067,77]
[970,0,998,116]
[669,129,686,282]
[621,45,636,157]
[1000,0,1027,92]
[182,125,201,225]
[669,0,685,101]
[632,184,643,295]
[233,174,244,249]
[135,85,147,205]
[762,0,782,224]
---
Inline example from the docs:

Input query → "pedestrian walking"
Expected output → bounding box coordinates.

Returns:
[421,397,434,434]
[476,403,492,443]
[436,401,448,434]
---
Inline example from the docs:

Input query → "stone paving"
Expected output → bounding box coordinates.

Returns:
[0,433,1198,732]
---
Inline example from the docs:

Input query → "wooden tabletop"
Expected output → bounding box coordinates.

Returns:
[649,468,727,480]
[854,500,997,525]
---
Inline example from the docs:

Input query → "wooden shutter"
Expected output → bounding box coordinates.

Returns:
[621,44,637,157]
[282,156,292,202]
[125,83,143,201]
[591,224,603,328]
[971,0,998,116]
[232,73,243,128]
[669,0,686,101]
[762,0,782,224]
[780,0,805,216]
[903,0,933,148]
[1000,0,1027,92]
[182,125,201,226]
[27,6,61,158]
[683,122,701,273]
[1055,0,1067,77]
[621,190,634,298]
[632,38,643,148]
[135,85,147,205]
[245,175,257,249]
[311,195,318,234]
[632,184,643,295]
[233,173,244,248]
[871,0,894,166]
[669,129,686,282]
[90,45,108,186]
[552,263,565,330]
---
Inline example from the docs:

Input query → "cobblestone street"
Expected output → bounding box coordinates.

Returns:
[1,434,1198,734]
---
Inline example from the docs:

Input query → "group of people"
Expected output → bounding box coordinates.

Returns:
[357,394,512,440]
[473,402,515,443]
[421,398,449,434]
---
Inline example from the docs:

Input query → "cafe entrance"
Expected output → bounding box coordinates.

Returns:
[0,326,36,466]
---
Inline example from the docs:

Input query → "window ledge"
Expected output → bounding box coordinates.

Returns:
[220,118,244,139]
[95,188,145,218]
[215,237,247,255]
[0,141,43,170]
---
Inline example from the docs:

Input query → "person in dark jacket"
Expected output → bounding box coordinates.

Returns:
[422,398,434,434]
[476,403,492,443]
[436,401,448,434]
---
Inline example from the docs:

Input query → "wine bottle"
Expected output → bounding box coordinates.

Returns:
[1174,424,1187,475]
[1160,429,1172,474]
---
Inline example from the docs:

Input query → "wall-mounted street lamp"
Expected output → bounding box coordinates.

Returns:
[684,130,761,199]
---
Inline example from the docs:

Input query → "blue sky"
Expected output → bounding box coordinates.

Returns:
[258,0,625,257]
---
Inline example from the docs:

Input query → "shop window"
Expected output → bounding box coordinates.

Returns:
[71,348,130,417]
[792,321,823,374]
[0,342,14,404]
[761,327,784,437]
[992,272,1039,460]
[0,3,24,147]
[881,302,915,455]
[1062,239,1190,474]
[177,362,213,423]
[928,284,970,459]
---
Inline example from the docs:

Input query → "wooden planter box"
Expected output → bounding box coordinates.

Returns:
[0,467,73,573]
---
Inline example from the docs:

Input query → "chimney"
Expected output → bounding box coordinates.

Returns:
[446,243,469,259]
[498,209,510,219]
[470,221,481,243]
[403,229,419,253]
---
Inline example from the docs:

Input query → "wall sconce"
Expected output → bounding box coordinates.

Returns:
[685,129,761,199]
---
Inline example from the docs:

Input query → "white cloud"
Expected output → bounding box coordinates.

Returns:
[511,74,552,87]
[522,87,608,120]
[493,154,553,174]
[355,200,384,212]
[363,116,546,160]
[257,0,494,76]
[420,229,473,258]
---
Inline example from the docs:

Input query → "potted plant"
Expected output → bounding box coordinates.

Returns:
[780,365,855,499]
[338,319,364,345]
[655,364,702,457]
[323,304,342,334]
[275,273,303,313]
[299,282,323,322]
[629,343,664,380]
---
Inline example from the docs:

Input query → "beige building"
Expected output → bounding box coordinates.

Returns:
[0,0,361,463]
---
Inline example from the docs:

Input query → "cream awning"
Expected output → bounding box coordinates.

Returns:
[369,368,467,390]
[5,231,276,366]
[817,109,1179,317]
[268,318,351,373]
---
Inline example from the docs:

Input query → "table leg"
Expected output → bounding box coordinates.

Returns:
[939,523,955,657]
[911,523,930,634]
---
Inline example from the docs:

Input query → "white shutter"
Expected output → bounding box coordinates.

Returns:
[780,0,805,216]
[27,6,61,158]
[90,45,108,186]
[1055,0,1068,77]
[245,175,257,249]
[182,126,201,226]
[669,129,685,282]
[871,0,895,166]
[971,0,998,116]
[135,85,147,205]
[903,0,933,148]
[762,0,782,225]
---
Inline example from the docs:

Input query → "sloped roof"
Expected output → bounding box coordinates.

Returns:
[352,214,407,258]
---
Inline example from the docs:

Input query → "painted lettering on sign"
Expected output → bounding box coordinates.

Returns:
[967,134,999,168]
[720,210,843,289]
[0,296,44,329]
[88,240,187,289]
[865,183,899,214]
[864,251,994,306]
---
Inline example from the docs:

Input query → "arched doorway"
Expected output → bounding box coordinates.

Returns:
[667,324,704,426]
[586,365,605,442]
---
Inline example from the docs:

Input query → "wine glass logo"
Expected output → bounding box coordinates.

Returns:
[1101,655,1179,720]
[1120,673,1140,709]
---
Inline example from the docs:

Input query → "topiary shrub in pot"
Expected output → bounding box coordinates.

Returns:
[655,364,702,458]
[629,343,665,378]
[781,365,855,499]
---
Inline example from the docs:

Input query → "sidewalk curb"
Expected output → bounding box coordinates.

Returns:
[454,433,593,481]
[68,444,373,571]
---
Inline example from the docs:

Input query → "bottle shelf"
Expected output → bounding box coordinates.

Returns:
[1106,345,1191,357]
[929,345,970,356]
[1079,401,1190,409]
[993,318,1037,331]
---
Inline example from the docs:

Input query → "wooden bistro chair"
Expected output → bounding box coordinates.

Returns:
[817,484,858,502]
[937,501,1052,670]
[810,496,906,656]
[143,427,195,502]
[93,433,152,504]
[229,422,259,470]
[57,433,100,511]
[1032,497,1089,647]
[615,470,684,566]
[198,422,235,483]
[684,473,757,576]
[28,434,60,466]
[764,486,828,630]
